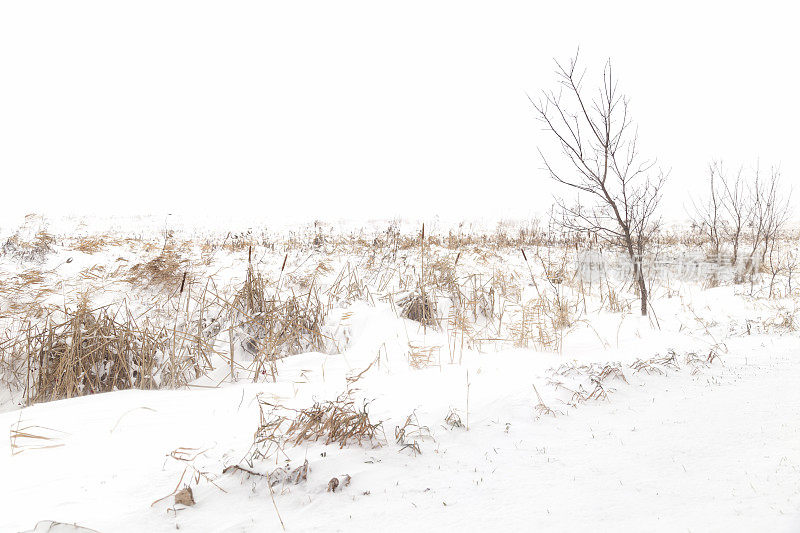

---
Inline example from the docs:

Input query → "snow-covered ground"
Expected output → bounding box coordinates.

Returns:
[1,216,799,532]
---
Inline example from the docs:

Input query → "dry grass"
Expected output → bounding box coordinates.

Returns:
[444,408,464,428]
[508,300,557,350]
[630,352,681,375]
[0,219,794,411]
[545,350,720,413]
[231,264,330,380]
[603,283,630,313]
[395,410,431,455]
[2,230,55,262]
[407,342,439,369]
[532,383,557,418]
[325,262,373,306]
[398,290,437,326]
[224,459,309,489]
[0,303,210,405]
[254,391,383,452]
[70,235,110,254]
[127,243,190,293]
[545,361,629,407]
[9,418,67,455]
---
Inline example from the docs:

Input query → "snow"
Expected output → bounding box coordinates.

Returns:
[1,216,799,531]
[3,337,799,532]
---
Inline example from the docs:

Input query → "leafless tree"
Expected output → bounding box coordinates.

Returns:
[531,52,666,316]
[689,162,726,259]
[758,168,791,264]
[692,161,792,285]
[718,165,749,269]
[742,166,792,286]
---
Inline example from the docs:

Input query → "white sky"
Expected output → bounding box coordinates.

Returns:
[1,1,798,225]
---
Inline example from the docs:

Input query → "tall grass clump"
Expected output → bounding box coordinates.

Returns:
[231,264,330,380]
[1,303,209,405]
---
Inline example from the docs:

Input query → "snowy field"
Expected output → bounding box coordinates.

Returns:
[1,215,799,532]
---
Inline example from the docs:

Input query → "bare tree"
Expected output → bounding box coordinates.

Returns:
[695,161,792,285]
[742,166,792,285]
[531,52,666,316]
[717,164,748,269]
[689,162,726,259]
[758,168,791,265]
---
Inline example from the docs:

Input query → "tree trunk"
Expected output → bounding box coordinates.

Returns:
[637,268,648,316]
[624,235,648,317]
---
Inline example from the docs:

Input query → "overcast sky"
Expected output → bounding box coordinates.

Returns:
[1,1,798,225]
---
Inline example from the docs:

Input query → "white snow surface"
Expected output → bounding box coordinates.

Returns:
[1,217,799,532]
[3,335,799,532]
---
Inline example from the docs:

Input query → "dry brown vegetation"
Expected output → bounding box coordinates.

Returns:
[2,230,55,263]
[0,218,798,409]
[249,390,383,469]
[541,350,721,413]
[0,303,211,405]
[127,242,191,293]
[232,263,330,380]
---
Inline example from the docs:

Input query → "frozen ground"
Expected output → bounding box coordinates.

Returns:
[1,216,799,532]
[3,336,799,532]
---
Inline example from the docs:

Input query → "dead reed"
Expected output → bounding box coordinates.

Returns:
[1,303,210,405]
[254,391,383,452]
[2,229,55,263]
[127,243,190,293]
[231,264,330,380]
